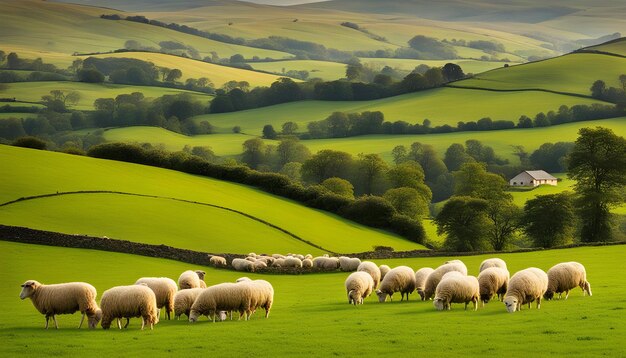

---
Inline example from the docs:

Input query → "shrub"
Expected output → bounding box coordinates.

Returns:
[12,136,47,150]
[341,195,396,227]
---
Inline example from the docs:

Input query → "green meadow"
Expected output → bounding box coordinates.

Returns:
[247,60,348,81]
[588,38,626,56]
[360,58,515,75]
[1,241,624,356]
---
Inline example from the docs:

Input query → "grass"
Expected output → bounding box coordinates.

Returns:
[588,38,626,56]
[509,174,575,207]
[193,87,603,134]
[2,82,213,111]
[455,53,626,95]
[1,240,624,356]
[360,58,515,75]
[247,60,348,81]
[0,113,37,120]
[0,145,426,253]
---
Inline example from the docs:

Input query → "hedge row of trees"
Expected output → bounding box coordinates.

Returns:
[590,75,626,103]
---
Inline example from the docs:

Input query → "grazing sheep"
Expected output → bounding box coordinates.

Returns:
[173,288,204,319]
[379,265,391,280]
[254,261,268,269]
[209,255,227,267]
[272,254,285,259]
[433,275,480,311]
[283,257,303,268]
[236,277,252,282]
[376,266,416,302]
[345,272,375,305]
[302,258,313,268]
[232,258,255,272]
[414,268,435,301]
[479,258,507,272]
[313,257,339,270]
[477,267,509,306]
[305,254,313,260]
[245,256,257,262]
[178,270,206,290]
[100,285,159,330]
[504,267,548,313]
[246,279,274,318]
[19,280,100,329]
[544,262,592,300]
[272,258,286,267]
[189,283,252,323]
[423,262,468,301]
[357,261,382,289]
[339,257,362,272]
[134,277,177,320]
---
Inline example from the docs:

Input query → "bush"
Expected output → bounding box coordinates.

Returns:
[341,195,396,227]
[388,214,426,244]
[12,136,47,150]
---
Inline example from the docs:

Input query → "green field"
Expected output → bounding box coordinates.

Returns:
[2,82,213,111]
[247,60,348,81]
[509,174,575,206]
[360,58,515,75]
[456,53,626,95]
[588,38,626,56]
[1,240,624,356]
[193,87,603,134]
[0,113,37,120]
[0,145,425,253]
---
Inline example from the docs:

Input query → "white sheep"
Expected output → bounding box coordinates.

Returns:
[189,283,252,323]
[209,255,227,267]
[376,266,416,302]
[283,257,303,268]
[479,258,507,272]
[178,270,207,289]
[339,256,362,272]
[379,265,391,280]
[19,280,101,329]
[134,277,177,320]
[232,258,255,272]
[345,272,375,305]
[302,258,313,268]
[305,254,313,260]
[312,257,339,269]
[544,262,592,300]
[173,288,204,319]
[414,268,435,301]
[254,260,268,269]
[477,267,509,306]
[422,262,468,301]
[504,267,548,313]
[246,279,274,318]
[100,284,159,330]
[433,274,480,311]
[357,261,381,288]
[272,254,285,259]
[245,256,257,262]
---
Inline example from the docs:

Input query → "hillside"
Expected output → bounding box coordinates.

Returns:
[586,37,626,56]
[0,145,426,253]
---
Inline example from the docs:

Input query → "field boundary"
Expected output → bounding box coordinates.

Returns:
[0,190,333,254]
[445,84,608,103]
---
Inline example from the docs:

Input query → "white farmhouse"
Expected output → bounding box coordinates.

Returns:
[509,170,557,187]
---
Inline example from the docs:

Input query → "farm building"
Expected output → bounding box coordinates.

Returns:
[509,170,557,187]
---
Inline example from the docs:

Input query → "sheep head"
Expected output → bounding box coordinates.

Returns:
[503,296,518,313]
[375,290,388,303]
[19,280,41,300]
[88,309,102,329]
[195,270,206,280]
[543,290,555,300]
[433,297,445,311]
[584,282,592,296]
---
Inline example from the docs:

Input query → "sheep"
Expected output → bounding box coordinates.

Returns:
[433,275,480,311]
[189,283,252,323]
[422,262,468,301]
[376,266,416,302]
[544,262,592,300]
[245,256,257,262]
[345,272,375,305]
[209,255,227,267]
[272,258,285,267]
[173,288,204,319]
[246,279,274,318]
[477,267,509,306]
[443,259,468,273]
[19,280,101,329]
[302,258,313,268]
[232,258,255,272]
[100,284,159,330]
[272,254,285,259]
[414,268,435,300]
[312,257,339,270]
[305,254,313,260]
[178,270,207,290]
[134,277,177,320]
[357,261,381,289]
[283,257,303,268]
[254,260,267,269]
[339,256,362,272]
[479,258,507,272]
[379,265,391,280]
[504,267,548,313]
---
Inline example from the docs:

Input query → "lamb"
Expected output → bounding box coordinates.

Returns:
[189,283,252,323]
[379,265,391,280]
[414,267,435,300]
[422,262,468,301]
[100,284,159,330]
[178,270,207,289]
[503,267,548,313]
[544,262,592,300]
[283,257,303,268]
[339,256,362,272]
[479,258,507,272]
[19,280,101,329]
[376,266,416,302]
[477,267,509,306]
[312,257,339,269]
[173,288,204,319]
[209,255,227,267]
[134,277,177,320]
[345,272,375,305]
[357,261,381,289]
[302,258,313,268]
[232,258,255,272]
[433,274,480,311]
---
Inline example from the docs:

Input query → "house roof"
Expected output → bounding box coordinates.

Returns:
[524,170,557,180]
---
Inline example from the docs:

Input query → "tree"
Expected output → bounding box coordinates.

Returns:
[262,124,278,139]
[124,40,143,50]
[77,68,104,83]
[281,121,298,135]
[321,177,354,199]
[408,142,448,183]
[424,68,444,87]
[276,139,310,167]
[453,162,508,201]
[68,59,83,74]
[229,54,245,64]
[301,150,354,183]
[232,125,241,133]
[485,201,521,251]
[522,193,576,248]
[391,145,407,164]
[280,162,303,182]
[620,74,626,92]
[346,59,363,81]
[442,63,464,82]
[590,80,607,99]
[383,187,429,219]
[568,127,626,242]
[444,143,472,172]
[241,138,267,169]
[355,153,389,195]
[435,196,490,251]
[165,68,182,83]
[6,52,20,69]
[65,91,81,107]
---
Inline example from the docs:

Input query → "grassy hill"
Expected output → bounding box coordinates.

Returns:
[360,58,515,76]
[2,240,624,355]
[0,145,425,253]
[587,38,626,56]
[247,60,348,81]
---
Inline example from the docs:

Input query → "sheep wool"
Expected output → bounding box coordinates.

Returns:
[433,275,480,311]
[376,266,416,302]
[357,261,382,289]
[283,257,303,268]
[339,257,362,272]
[345,272,375,305]
[134,277,177,320]
[379,265,391,280]
[544,262,592,300]
[19,280,100,329]
[477,267,509,306]
[232,258,255,272]
[302,258,313,268]
[414,267,435,301]
[100,284,159,330]
[245,279,274,318]
[189,283,252,323]
[422,262,468,301]
[209,256,227,267]
[479,258,507,272]
[173,288,204,319]
[312,257,339,270]
[178,270,206,290]
[504,267,548,313]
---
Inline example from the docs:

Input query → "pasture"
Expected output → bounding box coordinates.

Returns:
[247,60,348,81]
[1,241,624,356]
[359,58,514,75]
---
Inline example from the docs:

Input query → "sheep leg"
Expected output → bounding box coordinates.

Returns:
[473,299,478,311]
[537,297,542,309]
[52,315,59,329]
[264,308,270,319]
[117,318,122,330]
[124,318,130,329]
[78,312,86,329]
[464,302,468,310]
[564,290,570,300]
[45,315,50,329]
[140,317,145,331]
